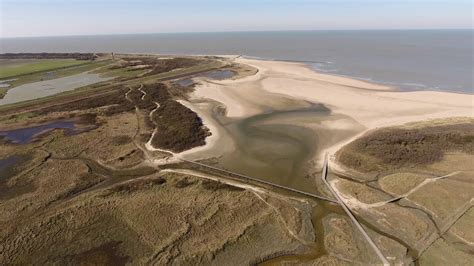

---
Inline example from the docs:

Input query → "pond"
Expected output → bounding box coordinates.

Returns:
[0,120,81,144]
[0,79,16,88]
[0,72,112,106]
[0,155,21,178]
[0,154,35,200]
[202,69,235,80]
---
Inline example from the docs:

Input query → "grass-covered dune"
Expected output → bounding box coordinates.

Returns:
[337,119,474,173]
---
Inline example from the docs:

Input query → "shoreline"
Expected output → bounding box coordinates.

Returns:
[164,53,473,95]
[181,56,473,167]
[248,55,472,95]
[245,57,472,158]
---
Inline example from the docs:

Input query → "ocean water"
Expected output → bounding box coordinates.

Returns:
[1,30,472,93]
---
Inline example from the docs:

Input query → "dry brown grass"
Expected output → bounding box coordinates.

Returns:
[335,179,392,204]
[378,173,429,196]
[419,238,474,265]
[0,173,312,264]
[322,214,380,264]
[337,120,474,174]
[356,203,436,251]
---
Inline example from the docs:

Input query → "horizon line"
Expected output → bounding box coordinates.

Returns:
[2,28,473,39]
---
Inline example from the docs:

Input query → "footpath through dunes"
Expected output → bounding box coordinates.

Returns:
[330,118,474,264]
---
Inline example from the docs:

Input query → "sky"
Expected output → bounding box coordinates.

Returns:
[1,0,473,38]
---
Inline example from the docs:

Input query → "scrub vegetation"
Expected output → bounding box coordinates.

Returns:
[150,99,210,152]
[337,121,474,173]
[33,80,209,152]
[335,118,474,265]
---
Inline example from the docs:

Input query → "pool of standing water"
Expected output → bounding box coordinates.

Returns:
[0,120,81,144]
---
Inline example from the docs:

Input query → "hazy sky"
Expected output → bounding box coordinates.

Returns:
[1,0,472,38]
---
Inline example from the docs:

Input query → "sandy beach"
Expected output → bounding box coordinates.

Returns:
[237,58,472,126]
[183,57,473,168]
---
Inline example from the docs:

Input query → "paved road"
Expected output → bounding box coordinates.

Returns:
[321,153,390,266]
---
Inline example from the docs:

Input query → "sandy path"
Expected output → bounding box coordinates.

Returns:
[331,171,462,210]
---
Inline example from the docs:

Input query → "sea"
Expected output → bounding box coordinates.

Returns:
[1,30,472,93]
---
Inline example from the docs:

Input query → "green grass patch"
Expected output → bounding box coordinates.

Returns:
[0,59,87,79]
[6,60,111,88]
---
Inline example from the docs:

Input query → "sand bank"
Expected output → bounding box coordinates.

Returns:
[188,58,472,164]
[239,58,471,127]
[176,100,235,161]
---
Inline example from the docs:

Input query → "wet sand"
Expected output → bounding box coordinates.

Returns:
[178,57,473,189]
[238,59,472,159]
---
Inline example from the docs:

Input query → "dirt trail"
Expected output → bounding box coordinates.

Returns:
[331,171,462,210]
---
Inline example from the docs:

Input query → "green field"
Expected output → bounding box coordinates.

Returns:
[0,59,87,79]
[3,60,111,88]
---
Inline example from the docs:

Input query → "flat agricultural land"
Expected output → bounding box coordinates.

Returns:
[0,59,88,79]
